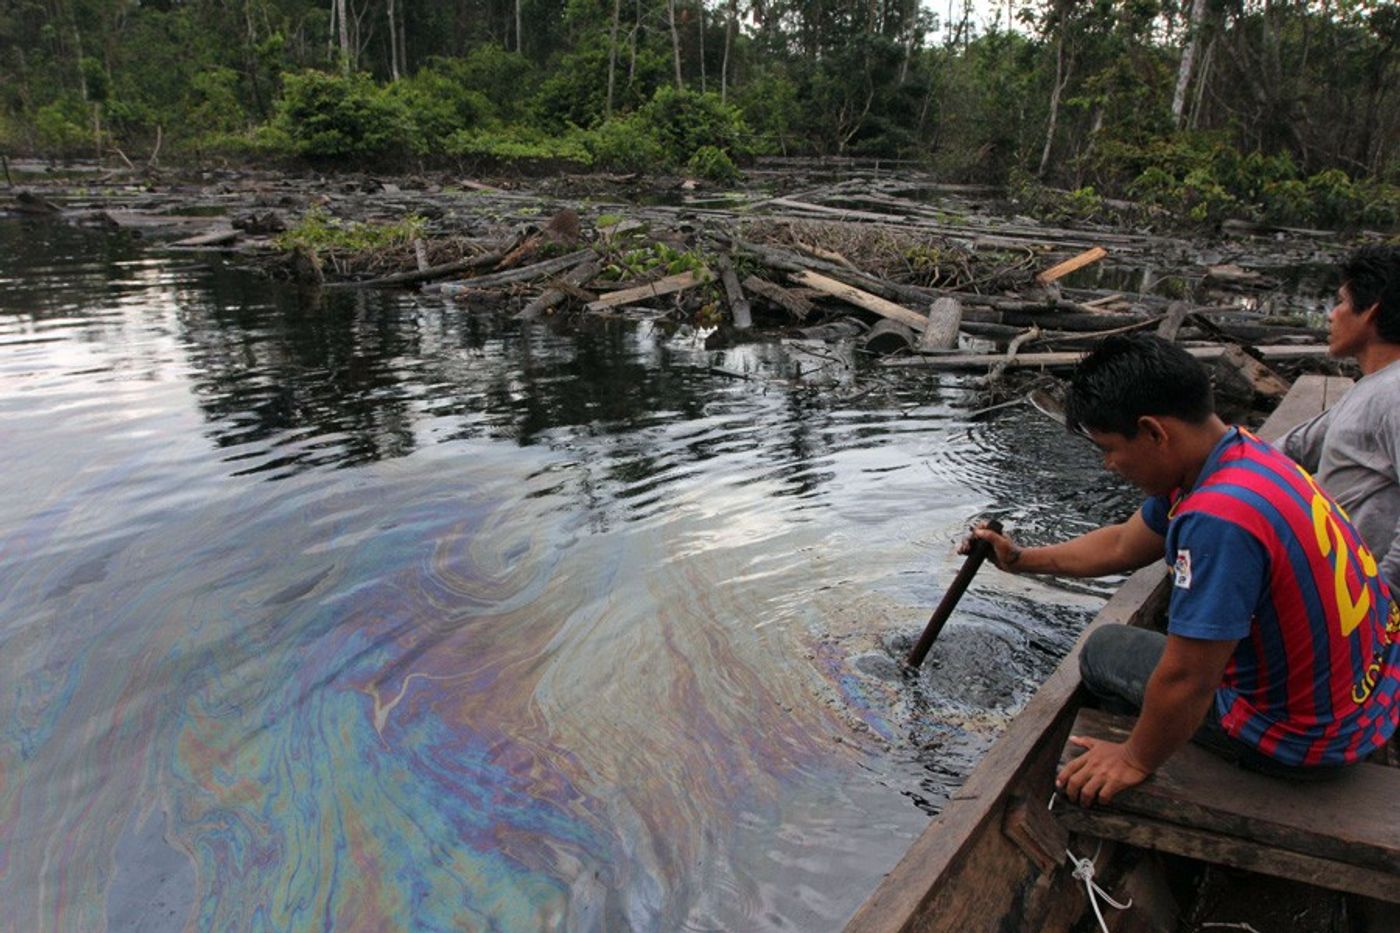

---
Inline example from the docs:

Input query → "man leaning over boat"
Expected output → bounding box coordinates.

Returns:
[1276,244,1400,596]
[962,334,1400,807]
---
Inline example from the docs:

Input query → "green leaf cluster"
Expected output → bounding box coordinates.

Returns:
[274,208,426,254]
[273,70,413,162]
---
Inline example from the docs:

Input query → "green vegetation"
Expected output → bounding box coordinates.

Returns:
[2,1,1397,229]
[275,209,426,253]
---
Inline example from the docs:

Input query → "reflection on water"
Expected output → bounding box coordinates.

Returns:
[0,218,1127,930]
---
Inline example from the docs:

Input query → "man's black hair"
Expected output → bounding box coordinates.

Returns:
[1065,334,1215,438]
[1340,244,1400,343]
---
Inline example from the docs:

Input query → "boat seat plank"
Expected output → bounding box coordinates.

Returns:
[1054,708,1400,902]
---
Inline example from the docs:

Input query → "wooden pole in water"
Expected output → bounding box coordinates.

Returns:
[906,519,1003,668]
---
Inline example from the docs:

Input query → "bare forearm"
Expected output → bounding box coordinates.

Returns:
[1015,523,1155,578]
[1122,666,1218,772]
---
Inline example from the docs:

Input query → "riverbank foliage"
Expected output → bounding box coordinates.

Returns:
[3,1,1397,230]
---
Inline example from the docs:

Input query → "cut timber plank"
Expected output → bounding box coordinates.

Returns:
[585,269,709,312]
[881,344,1330,372]
[1035,246,1108,285]
[1057,708,1400,897]
[920,297,962,351]
[1255,374,1354,443]
[792,270,928,330]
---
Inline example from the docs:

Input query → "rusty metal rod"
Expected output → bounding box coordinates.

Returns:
[906,519,1003,668]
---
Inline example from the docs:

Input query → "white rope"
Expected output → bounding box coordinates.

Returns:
[1048,793,1133,933]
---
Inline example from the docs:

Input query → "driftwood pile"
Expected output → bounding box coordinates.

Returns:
[5,161,1347,414]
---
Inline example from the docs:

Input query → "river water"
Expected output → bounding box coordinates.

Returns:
[1,217,1136,931]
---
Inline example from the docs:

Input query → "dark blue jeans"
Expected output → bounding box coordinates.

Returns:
[1078,625,1353,780]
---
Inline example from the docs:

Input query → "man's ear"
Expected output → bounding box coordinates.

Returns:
[1137,415,1170,445]
[1358,301,1383,328]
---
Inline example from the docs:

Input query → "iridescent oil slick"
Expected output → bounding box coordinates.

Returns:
[0,219,1125,930]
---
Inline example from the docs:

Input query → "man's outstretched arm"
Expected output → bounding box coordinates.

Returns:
[964,510,1164,579]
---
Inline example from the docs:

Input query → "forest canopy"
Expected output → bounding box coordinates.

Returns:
[3,0,1398,227]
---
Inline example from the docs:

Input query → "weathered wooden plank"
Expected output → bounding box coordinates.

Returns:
[1255,374,1354,443]
[585,268,709,312]
[792,270,929,330]
[1059,708,1400,876]
[1053,808,1400,904]
[881,344,1330,372]
[1035,246,1108,285]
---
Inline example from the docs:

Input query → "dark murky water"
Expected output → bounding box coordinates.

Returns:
[0,218,1132,930]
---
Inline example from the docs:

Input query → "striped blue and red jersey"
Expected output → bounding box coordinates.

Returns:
[1142,427,1399,766]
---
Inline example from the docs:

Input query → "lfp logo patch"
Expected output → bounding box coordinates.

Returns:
[1173,549,1193,589]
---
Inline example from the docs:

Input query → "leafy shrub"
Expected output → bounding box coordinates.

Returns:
[686,145,740,183]
[456,47,536,123]
[445,125,592,166]
[602,241,709,282]
[34,97,91,156]
[386,64,494,154]
[733,69,800,156]
[186,67,248,136]
[585,113,667,172]
[274,208,426,254]
[273,70,410,161]
[637,86,753,165]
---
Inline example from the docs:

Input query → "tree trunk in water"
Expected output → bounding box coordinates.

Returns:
[668,0,684,89]
[1171,0,1209,129]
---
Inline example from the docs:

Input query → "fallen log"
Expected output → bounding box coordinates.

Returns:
[585,268,710,312]
[328,250,506,289]
[169,226,239,248]
[1156,302,1191,341]
[863,319,918,354]
[517,259,603,320]
[719,262,752,330]
[790,270,929,330]
[920,297,962,351]
[15,190,62,214]
[433,249,594,295]
[881,344,1330,372]
[743,275,814,321]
